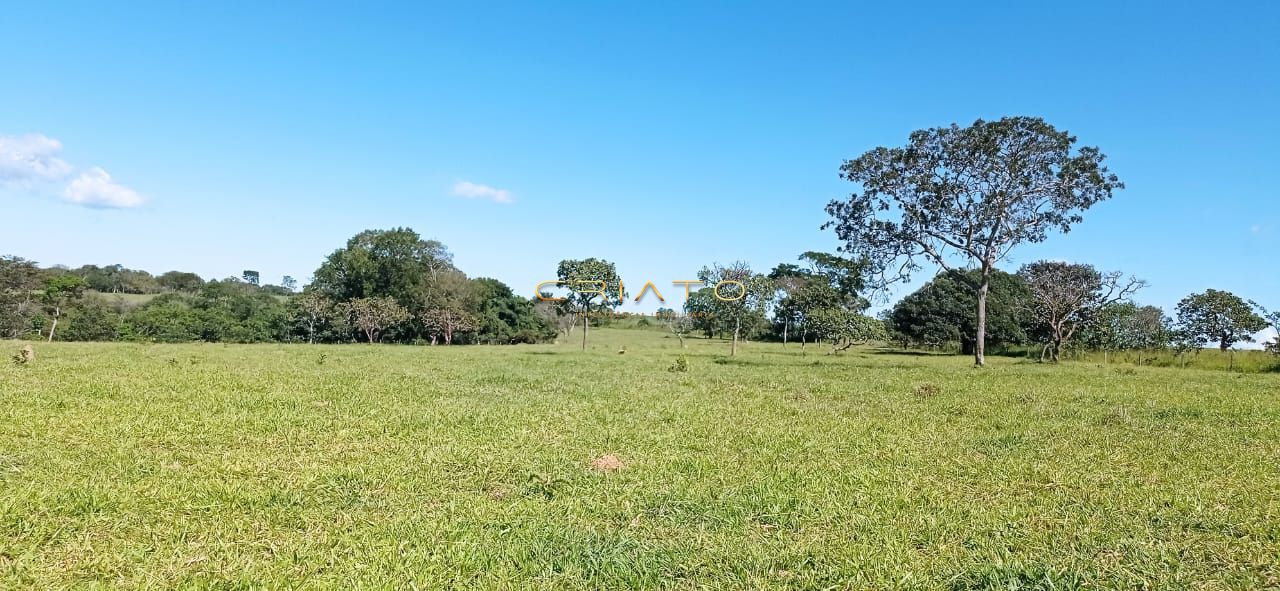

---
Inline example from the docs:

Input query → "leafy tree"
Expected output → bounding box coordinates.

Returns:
[192,279,288,342]
[312,229,457,341]
[1081,302,1171,356]
[342,296,410,343]
[797,251,869,310]
[281,275,298,292]
[889,269,1030,351]
[1175,289,1268,351]
[533,294,577,339]
[1018,261,1145,362]
[72,264,160,294]
[241,270,260,286]
[157,270,204,292]
[121,294,202,342]
[684,287,720,338]
[291,291,338,344]
[824,116,1123,366]
[807,308,887,354]
[42,274,87,341]
[470,278,555,345]
[0,255,43,339]
[61,294,124,341]
[657,307,693,347]
[697,261,774,356]
[556,258,625,350]
[768,263,811,345]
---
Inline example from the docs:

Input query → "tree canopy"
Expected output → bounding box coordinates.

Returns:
[825,116,1122,366]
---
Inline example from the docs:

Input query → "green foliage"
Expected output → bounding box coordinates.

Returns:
[1080,302,1171,352]
[310,227,456,313]
[1176,289,1268,351]
[806,308,887,353]
[696,261,773,355]
[889,269,1030,351]
[341,296,410,343]
[67,264,162,294]
[0,255,43,339]
[60,294,124,341]
[121,293,202,342]
[825,116,1122,365]
[156,270,205,292]
[1018,260,1145,362]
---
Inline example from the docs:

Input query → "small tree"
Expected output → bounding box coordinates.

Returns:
[807,308,887,354]
[292,291,336,344]
[1018,261,1145,363]
[242,270,260,286]
[824,117,1123,366]
[421,306,476,345]
[1082,302,1171,361]
[660,308,693,348]
[342,296,409,343]
[42,275,87,342]
[697,261,774,356]
[556,258,625,350]
[1175,289,1267,351]
[281,275,298,292]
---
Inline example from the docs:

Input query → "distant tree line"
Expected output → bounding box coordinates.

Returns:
[0,228,558,345]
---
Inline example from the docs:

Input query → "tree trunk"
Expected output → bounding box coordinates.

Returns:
[1220,338,1230,352]
[47,309,59,342]
[974,276,990,367]
[581,312,589,350]
[731,318,740,356]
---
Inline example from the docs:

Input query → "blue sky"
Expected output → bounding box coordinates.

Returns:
[2,1,1278,332]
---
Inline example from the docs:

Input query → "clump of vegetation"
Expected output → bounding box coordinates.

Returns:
[668,355,689,373]
[11,344,33,365]
[914,382,941,398]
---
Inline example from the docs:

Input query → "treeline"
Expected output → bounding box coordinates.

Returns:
[564,253,1279,361]
[0,228,560,345]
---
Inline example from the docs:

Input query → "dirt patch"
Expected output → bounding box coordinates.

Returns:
[589,454,624,472]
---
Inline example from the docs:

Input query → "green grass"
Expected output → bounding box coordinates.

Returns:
[2,330,1279,589]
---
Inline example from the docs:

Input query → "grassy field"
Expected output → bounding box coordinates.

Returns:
[2,330,1278,589]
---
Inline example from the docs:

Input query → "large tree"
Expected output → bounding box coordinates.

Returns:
[1175,289,1268,351]
[824,116,1123,366]
[1018,261,1145,362]
[311,227,456,313]
[555,258,625,350]
[888,268,1031,352]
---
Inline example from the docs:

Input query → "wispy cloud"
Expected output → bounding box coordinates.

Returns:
[0,132,145,209]
[452,180,515,204]
[63,167,145,209]
[0,133,73,184]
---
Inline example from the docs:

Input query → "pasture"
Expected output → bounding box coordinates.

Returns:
[2,329,1278,589]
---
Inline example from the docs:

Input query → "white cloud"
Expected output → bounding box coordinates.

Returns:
[0,133,73,184]
[63,167,145,209]
[452,180,514,204]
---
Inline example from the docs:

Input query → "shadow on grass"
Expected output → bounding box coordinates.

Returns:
[869,348,955,357]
